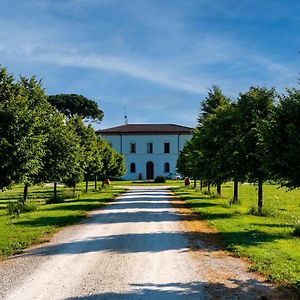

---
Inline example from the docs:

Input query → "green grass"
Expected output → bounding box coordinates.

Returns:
[0,182,126,258]
[173,182,300,290]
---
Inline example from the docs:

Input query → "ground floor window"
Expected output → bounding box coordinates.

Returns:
[164,162,170,173]
[130,162,136,173]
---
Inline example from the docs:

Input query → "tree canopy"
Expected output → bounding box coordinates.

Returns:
[0,66,124,201]
[48,94,104,123]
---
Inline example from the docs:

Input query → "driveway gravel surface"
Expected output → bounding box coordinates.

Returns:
[0,187,286,299]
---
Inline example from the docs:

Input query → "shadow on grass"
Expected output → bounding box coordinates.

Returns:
[14,215,83,227]
[251,223,295,228]
[64,280,288,300]
[0,197,23,202]
[221,230,286,249]
[42,203,105,212]
[0,198,19,205]
[30,190,54,195]
[186,202,218,209]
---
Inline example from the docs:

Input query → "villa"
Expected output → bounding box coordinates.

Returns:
[97,124,192,180]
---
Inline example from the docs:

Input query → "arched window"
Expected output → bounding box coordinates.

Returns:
[130,162,136,173]
[164,162,170,173]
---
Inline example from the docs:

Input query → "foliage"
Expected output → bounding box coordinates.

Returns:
[96,138,125,179]
[0,68,52,192]
[109,152,126,179]
[7,200,39,216]
[60,117,85,190]
[48,94,104,123]
[179,85,277,212]
[197,85,230,126]
[263,88,300,189]
[237,87,276,182]
[154,176,166,183]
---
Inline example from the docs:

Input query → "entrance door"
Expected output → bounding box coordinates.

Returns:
[146,161,154,180]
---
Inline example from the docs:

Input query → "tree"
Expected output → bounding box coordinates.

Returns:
[194,103,243,197]
[38,113,83,197]
[194,86,230,194]
[177,133,210,189]
[263,88,300,189]
[177,141,194,178]
[237,86,276,213]
[61,118,85,191]
[0,68,52,201]
[109,152,126,179]
[96,138,121,180]
[48,94,104,123]
[67,117,104,192]
[198,85,230,126]
[0,67,18,189]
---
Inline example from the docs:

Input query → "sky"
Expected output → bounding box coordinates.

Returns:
[0,0,299,129]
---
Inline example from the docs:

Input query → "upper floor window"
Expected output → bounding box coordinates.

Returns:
[164,142,170,153]
[147,142,153,153]
[130,162,136,173]
[164,162,170,173]
[130,143,136,153]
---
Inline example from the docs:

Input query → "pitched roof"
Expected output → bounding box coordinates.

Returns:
[97,124,193,135]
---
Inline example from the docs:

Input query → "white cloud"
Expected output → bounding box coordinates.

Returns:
[2,45,210,94]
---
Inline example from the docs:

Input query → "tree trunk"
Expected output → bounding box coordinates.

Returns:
[193,179,196,188]
[258,178,263,215]
[73,182,76,193]
[54,182,57,198]
[85,177,88,193]
[200,179,203,190]
[94,175,97,190]
[23,183,29,203]
[207,183,211,192]
[217,182,221,195]
[233,178,238,204]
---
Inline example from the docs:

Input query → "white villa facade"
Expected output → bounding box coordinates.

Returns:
[97,124,192,180]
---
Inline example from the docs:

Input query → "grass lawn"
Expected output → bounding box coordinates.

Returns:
[173,182,300,290]
[0,182,126,258]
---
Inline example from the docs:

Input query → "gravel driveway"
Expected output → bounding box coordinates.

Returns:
[0,187,283,299]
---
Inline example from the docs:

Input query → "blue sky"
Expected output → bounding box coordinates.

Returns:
[1,0,299,129]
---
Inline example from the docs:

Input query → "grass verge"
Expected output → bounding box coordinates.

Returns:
[173,182,300,292]
[0,182,126,258]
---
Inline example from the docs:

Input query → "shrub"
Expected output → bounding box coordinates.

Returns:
[7,202,22,216]
[22,201,39,212]
[248,205,276,217]
[7,200,38,216]
[62,190,81,199]
[154,176,166,183]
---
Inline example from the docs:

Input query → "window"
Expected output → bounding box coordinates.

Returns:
[164,142,170,153]
[147,142,153,153]
[130,162,136,173]
[164,162,170,173]
[130,143,136,153]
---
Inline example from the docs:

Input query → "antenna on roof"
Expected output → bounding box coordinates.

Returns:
[124,107,128,125]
